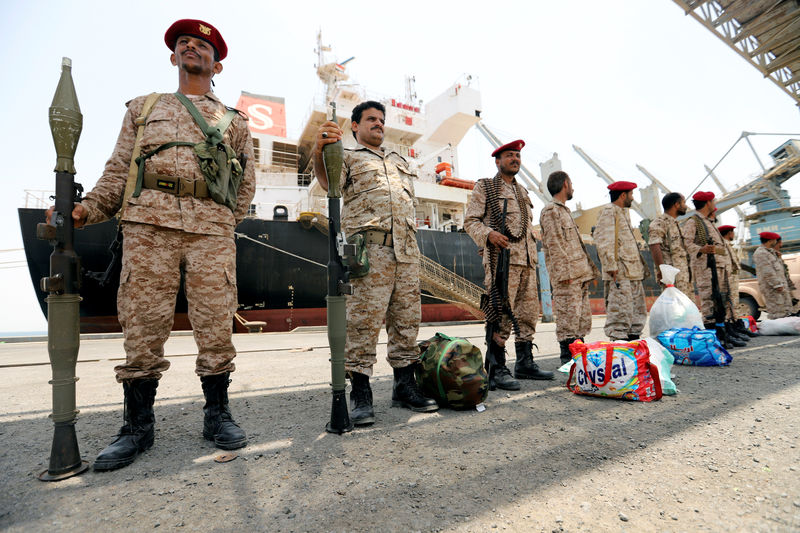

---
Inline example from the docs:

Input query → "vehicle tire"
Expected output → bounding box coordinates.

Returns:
[738,294,760,321]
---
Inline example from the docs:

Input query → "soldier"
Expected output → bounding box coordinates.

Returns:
[464,140,554,390]
[775,236,800,314]
[46,19,256,470]
[648,192,693,297]
[681,192,746,348]
[753,232,795,318]
[539,171,600,365]
[313,101,437,426]
[594,181,650,341]
[719,225,758,337]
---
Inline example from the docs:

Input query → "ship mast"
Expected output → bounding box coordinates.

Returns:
[315,31,354,109]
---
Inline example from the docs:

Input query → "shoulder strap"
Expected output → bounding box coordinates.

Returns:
[118,93,162,220]
[613,207,619,264]
[173,92,238,144]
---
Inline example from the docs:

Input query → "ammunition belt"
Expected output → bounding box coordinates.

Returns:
[362,230,393,247]
[141,173,209,198]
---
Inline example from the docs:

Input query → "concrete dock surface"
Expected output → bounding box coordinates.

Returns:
[1,317,799,532]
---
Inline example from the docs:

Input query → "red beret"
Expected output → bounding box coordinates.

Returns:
[607,181,637,191]
[692,191,715,201]
[492,139,525,157]
[165,19,227,61]
[760,232,780,241]
[718,225,735,233]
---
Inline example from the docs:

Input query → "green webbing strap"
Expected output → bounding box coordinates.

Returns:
[173,92,238,147]
[133,141,195,197]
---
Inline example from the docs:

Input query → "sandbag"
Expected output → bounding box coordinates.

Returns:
[657,327,732,366]
[566,340,662,402]
[644,337,677,395]
[649,264,704,338]
[416,333,488,410]
[758,317,800,336]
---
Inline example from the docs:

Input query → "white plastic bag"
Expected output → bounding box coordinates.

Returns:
[758,317,800,335]
[648,264,704,338]
[644,337,677,395]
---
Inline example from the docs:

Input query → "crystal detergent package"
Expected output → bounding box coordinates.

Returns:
[649,264,704,338]
[566,340,662,402]
[657,327,732,366]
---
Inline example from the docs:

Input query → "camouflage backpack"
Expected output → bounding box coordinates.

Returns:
[416,333,488,410]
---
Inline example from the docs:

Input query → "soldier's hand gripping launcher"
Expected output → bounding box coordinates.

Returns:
[324,102,355,434]
[35,58,89,481]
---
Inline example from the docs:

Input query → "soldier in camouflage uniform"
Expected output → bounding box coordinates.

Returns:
[720,225,758,337]
[47,20,256,470]
[539,171,600,365]
[753,232,795,319]
[681,192,747,348]
[313,101,437,426]
[775,236,800,315]
[464,140,554,390]
[594,181,650,341]
[648,192,693,298]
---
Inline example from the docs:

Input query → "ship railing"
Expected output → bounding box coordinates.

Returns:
[23,189,53,209]
[418,255,483,318]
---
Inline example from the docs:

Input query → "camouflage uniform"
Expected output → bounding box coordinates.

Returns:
[682,214,733,321]
[648,213,693,297]
[80,93,256,381]
[539,200,600,341]
[464,175,539,343]
[594,203,649,340]
[334,145,420,377]
[722,239,741,316]
[753,245,793,319]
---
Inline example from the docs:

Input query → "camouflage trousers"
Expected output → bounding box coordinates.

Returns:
[693,265,734,322]
[345,243,421,376]
[552,279,593,341]
[603,279,646,340]
[114,223,238,382]
[729,276,740,318]
[483,263,539,344]
[763,286,794,319]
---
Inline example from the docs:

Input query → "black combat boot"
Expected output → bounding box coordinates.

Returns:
[736,319,758,337]
[558,339,576,366]
[726,322,749,343]
[391,365,438,412]
[349,372,375,426]
[514,341,554,380]
[93,378,158,471]
[706,322,733,349]
[627,334,640,341]
[486,339,520,391]
[201,373,247,450]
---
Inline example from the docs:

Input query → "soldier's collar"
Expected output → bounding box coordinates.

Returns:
[354,143,396,159]
[553,199,568,208]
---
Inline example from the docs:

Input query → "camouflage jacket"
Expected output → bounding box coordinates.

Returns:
[681,213,731,271]
[648,213,690,268]
[464,175,538,267]
[722,239,739,274]
[539,200,598,283]
[81,92,256,237]
[593,203,648,281]
[336,145,419,263]
[753,246,787,291]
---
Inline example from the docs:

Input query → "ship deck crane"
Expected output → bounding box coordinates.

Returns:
[572,144,648,219]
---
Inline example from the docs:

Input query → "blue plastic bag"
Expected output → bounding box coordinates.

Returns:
[656,327,732,367]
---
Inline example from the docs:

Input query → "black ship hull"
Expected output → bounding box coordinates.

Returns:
[19,208,660,333]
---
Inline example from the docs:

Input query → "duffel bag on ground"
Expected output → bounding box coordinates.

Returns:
[566,340,662,402]
[416,333,488,410]
[656,327,732,366]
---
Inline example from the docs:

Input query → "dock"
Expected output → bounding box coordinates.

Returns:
[1,317,799,532]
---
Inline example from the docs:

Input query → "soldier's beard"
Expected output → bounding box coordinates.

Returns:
[677,207,687,215]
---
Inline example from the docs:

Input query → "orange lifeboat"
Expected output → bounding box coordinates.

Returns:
[440,177,475,190]
[434,162,453,178]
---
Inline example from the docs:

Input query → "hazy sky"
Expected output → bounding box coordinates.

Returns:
[1,0,798,333]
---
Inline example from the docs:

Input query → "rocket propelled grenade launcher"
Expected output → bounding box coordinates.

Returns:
[325,102,355,434]
[35,57,89,481]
